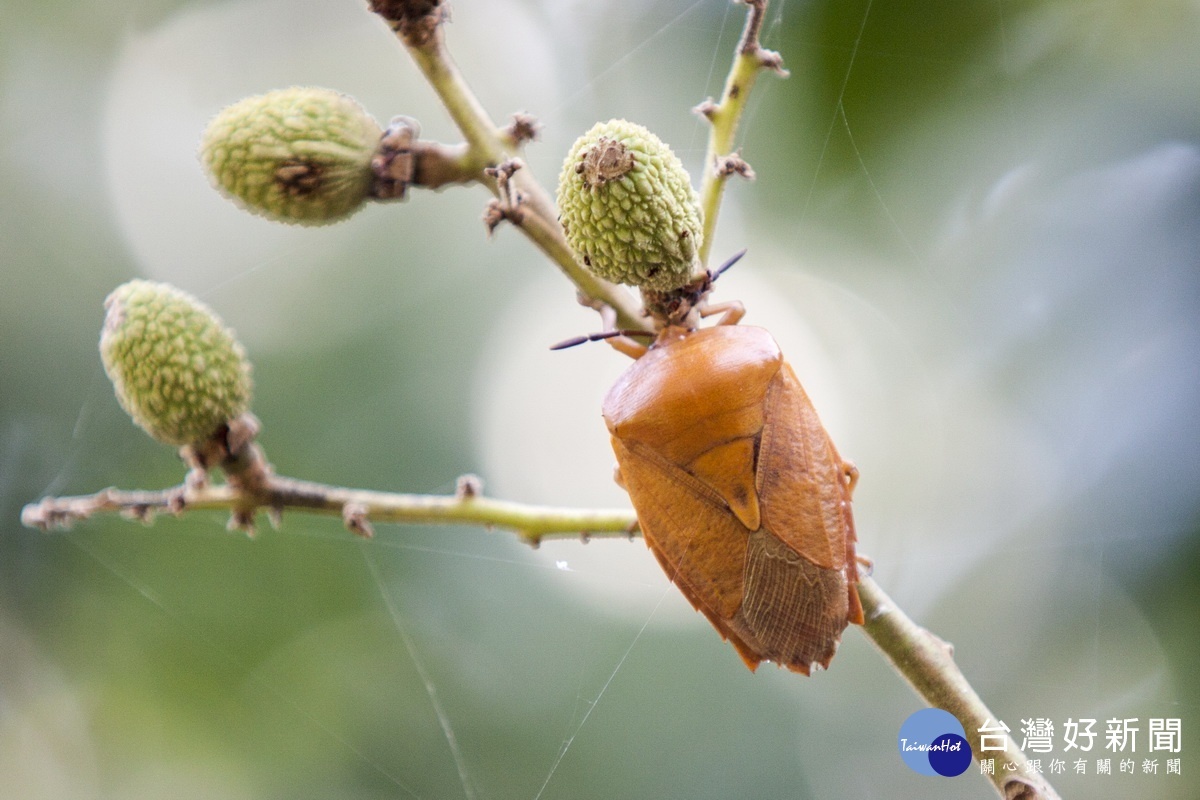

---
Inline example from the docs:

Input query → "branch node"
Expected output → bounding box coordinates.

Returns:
[482,200,504,233]
[121,504,156,526]
[483,159,526,234]
[455,473,483,499]
[931,630,955,658]
[502,112,541,148]
[228,509,257,537]
[757,48,789,76]
[343,502,375,538]
[714,152,756,181]
[166,489,186,516]
[371,116,421,200]
[692,98,718,121]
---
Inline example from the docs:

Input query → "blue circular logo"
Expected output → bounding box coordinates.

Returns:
[898,708,972,777]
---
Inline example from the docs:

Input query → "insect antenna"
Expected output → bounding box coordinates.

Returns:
[712,248,748,281]
[549,329,654,351]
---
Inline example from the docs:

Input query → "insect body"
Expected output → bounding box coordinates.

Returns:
[602,321,864,675]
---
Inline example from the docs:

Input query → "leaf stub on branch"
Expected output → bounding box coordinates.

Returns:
[757,49,789,76]
[483,159,526,234]
[715,152,756,180]
[455,473,483,499]
[692,99,719,120]
[343,502,375,538]
[503,113,541,148]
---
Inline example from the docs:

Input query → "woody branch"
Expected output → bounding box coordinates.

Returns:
[858,579,1062,800]
[367,0,648,332]
[20,480,637,546]
[21,428,635,546]
[694,0,786,267]
[370,4,1061,797]
[21,471,1058,800]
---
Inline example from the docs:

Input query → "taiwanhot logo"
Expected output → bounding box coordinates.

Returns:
[898,708,973,777]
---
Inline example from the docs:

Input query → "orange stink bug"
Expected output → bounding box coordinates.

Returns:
[565,254,864,674]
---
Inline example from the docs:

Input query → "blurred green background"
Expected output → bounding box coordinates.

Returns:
[3,1,1198,798]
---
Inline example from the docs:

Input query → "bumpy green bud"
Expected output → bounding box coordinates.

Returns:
[556,119,703,292]
[100,281,253,447]
[200,87,382,225]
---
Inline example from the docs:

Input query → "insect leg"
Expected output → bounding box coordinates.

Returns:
[842,461,859,496]
[605,335,649,359]
[699,299,746,327]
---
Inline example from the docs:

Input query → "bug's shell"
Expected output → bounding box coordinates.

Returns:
[602,325,863,675]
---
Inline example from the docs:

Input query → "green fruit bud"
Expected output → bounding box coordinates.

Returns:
[200,87,382,225]
[100,281,253,447]
[556,119,704,292]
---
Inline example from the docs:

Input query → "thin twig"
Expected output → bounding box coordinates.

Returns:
[23,422,636,545]
[22,422,1061,799]
[20,471,1059,798]
[21,477,638,547]
[376,6,649,332]
[858,578,1063,800]
[695,0,788,267]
